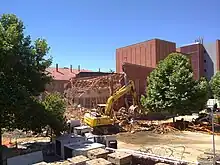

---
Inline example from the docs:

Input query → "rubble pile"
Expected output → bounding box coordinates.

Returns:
[188,124,220,135]
[151,124,180,134]
[64,73,124,107]
[64,106,88,121]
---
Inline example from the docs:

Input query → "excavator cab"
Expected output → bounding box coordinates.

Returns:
[83,80,139,135]
[96,104,107,115]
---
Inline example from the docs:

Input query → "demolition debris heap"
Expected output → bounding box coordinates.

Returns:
[64,73,124,108]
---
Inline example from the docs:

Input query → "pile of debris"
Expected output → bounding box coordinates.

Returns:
[64,73,124,108]
[187,124,220,135]
[119,119,180,134]
[64,106,88,121]
[151,124,180,134]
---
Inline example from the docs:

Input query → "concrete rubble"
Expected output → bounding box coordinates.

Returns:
[107,152,132,165]
[65,142,105,157]
[67,155,89,165]
[87,148,110,160]
[35,147,193,165]
[86,158,112,165]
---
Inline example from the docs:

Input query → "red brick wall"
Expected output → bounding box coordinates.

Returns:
[177,44,204,80]
[216,40,220,71]
[116,39,176,73]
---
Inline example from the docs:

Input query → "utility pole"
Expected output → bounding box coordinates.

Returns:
[212,102,217,165]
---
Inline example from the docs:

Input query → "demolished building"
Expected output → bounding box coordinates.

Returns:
[63,63,154,109]
[64,73,125,108]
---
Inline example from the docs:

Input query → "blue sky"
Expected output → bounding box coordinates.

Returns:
[1,0,220,72]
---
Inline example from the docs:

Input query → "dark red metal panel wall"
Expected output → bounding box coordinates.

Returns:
[156,39,176,66]
[123,63,154,96]
[116,39,156,73]
[216,40,220,71]
[113,63,154,110]
[177,44,204,80]
[116,39,176,73]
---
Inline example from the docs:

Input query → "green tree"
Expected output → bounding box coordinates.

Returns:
[0,14,52,163]
[141,53,209,119]
[42,92,67,137]
[210,71,220,100]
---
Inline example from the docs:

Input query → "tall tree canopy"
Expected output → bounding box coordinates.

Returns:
[141,53,209,116]
[0,14,52,136]
[210,71,220,100]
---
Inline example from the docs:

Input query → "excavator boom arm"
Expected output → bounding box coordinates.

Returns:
[104,80,138,115]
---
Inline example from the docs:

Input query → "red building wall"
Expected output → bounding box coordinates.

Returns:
[123,63,154,96]
[116,39,176,73]
[177,43,205,80]
[114,63,154,110]
[156,39,177,64]
[216,40,220,71]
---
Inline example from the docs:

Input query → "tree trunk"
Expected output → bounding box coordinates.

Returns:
[173,117,175,123]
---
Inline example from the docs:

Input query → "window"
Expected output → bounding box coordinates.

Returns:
[204,60,206,63]
[204,69,207,72]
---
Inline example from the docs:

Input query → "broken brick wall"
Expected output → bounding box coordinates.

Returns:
[64,73,124,108]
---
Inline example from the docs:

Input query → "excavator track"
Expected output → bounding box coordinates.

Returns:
[92,125,120,135]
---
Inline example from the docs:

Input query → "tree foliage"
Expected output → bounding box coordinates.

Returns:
[0,14,52,131]
[210,71,220,100]
[141,53,209,115]
[42,93,67,136]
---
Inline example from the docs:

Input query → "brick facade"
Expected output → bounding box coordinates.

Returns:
[177,43,205,80]
[116,39,176,73]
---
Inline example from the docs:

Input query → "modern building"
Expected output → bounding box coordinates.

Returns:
[176,42,205,80]
[116,38,220,98]
[203,40,220,80]
[116,39,176,97]
[177,39,220,80]
[116,39,176,72]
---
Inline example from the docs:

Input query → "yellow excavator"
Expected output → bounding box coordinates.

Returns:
[83,80,139,134]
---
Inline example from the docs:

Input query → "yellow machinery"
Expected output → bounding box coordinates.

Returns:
[83,80,139,134]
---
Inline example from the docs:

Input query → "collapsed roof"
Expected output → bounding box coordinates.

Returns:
[64,73,124,106]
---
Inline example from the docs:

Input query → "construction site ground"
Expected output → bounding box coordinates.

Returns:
[2,111,219,163]
[3,128,219,163]
[117,130,218,162]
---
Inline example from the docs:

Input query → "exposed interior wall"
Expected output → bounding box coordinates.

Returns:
[71,88,110,108]
[64,74,124,108]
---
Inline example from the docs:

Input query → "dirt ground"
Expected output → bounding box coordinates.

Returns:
[117,131,220,163]
[3,130,219,163]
